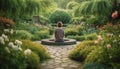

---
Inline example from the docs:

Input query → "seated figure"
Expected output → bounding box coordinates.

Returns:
[54,21,64,42]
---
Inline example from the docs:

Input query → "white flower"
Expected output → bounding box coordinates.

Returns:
[19,47,23,51]
[10,29,13,34]
[12,45,19,51]
[2,34,9,41]
[15,40,22,46]
[0,37,5,45]
[4,29,9,33]
[8,42,14,48]
[24,49,32,55]
[5,47,10,53]
[119,35,120,37]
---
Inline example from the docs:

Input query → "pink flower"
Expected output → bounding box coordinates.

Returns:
[97,35,102,41]
[107,44,111,49]
[94,40,99,44]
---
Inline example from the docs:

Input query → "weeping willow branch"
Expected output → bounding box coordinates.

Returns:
[73,0,112,17]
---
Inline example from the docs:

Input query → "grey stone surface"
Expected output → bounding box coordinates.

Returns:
[38,44,81,69]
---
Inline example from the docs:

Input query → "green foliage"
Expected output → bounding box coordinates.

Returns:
[26,52,40,69]
[0,50,27,69]
[85,24,120,65]
[0,0,55,21]
[14,30,33,40]
[66,1,78,9]
[65,25,84,36]
[69,41,95,61]
[82,63,113,69]
[54,0,72,9]
[65,28,78,36]
[83,27,98,35]
[0,32,40,69]
[49,10,71,23]
[15,23,38,34]
[85,47,109,64]
[22,40,50,61]
[85,33,97,40]
[73,0,112,17]
[39,16,50,24]
[49,26,55,35]
[15,23,50,40]
[67,33,97,41]
[32,30,50,40]
[67,35,85,41]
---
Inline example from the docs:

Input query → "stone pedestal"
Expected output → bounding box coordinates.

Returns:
[33,15,40,23]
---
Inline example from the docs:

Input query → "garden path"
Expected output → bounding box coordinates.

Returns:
[38,43,82,69]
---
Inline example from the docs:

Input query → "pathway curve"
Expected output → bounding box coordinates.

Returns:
[39,44,82,69]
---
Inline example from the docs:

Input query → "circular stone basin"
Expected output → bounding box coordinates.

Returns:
[41,39,76,45]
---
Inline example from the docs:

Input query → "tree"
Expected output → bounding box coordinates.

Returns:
[0,0,55,22]
[66,1,78,9]
[73,0,112,17]
[49,10,71,24]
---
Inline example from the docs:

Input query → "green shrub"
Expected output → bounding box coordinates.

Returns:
[65,28,78,36]
[69,41,95,61]
[85,15,108,26]
[0,47,41,69]
[22,40,50,61]
[67,33,97,41]
[0,50,27,69]
[82,63,113,69]
[76,25,84,35]
[14,30,33,40]
[26,52,40,69]
[85,33,97,40]
[83,27,98,35]
[49,27,55,35]
[67,35,85,41]
[85,24,120,66]
[85,46,110,64]
[15,23,38,33]
[85,45,120,64]
[32,30,50,40]
[65,25,84,36]
[49,10,71,23]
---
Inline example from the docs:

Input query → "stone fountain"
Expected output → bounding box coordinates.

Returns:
[41,38,76,45]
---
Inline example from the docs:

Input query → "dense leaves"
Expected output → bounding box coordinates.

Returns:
[73,0,112,17]
[49,10,71,23]
[0,0,55,22]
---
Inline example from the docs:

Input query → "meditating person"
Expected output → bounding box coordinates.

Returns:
[54,21,64,42]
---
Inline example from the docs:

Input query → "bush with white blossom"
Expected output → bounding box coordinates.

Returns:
[0,29,40,69]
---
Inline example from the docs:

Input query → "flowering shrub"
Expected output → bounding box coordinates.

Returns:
[0,17,14,35]
[0,17,14,29]
[0,29,41,69]
[69,24,120,68]
[0,33,28,69]
[85,24,120,68]
[21,40,50,61]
